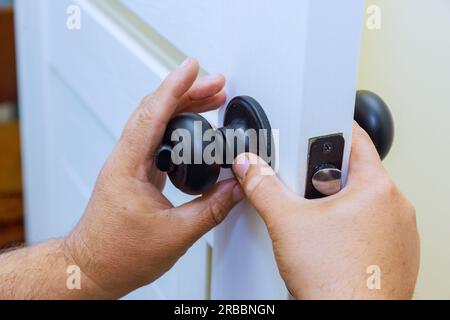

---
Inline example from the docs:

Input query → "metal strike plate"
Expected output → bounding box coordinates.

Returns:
[305,134,345,199]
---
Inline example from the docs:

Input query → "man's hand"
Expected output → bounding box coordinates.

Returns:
[0,58,419,300]
[62,58,244,298]
[0,58,243,299]
[232,123,420,299]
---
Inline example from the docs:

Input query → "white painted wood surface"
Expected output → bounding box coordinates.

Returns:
[15,0,364,299]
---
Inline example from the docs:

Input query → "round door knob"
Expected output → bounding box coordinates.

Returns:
[354,90,395,160]
[155,96,273,195]
[311,164,342,196]
[155,113,222,195]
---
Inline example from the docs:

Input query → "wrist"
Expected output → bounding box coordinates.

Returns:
[62,234,117,299]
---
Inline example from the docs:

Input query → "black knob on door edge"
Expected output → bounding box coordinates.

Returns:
[354,90,395,160]
[155,96,273,195]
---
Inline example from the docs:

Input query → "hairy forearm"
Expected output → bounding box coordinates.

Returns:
[0,238,112,299]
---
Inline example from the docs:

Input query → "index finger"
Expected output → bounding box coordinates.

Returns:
[118,58,200,168]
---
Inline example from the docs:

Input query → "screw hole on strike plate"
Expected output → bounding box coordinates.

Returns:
[323,142,333,154]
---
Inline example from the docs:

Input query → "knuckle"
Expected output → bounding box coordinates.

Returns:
[136,104,156,128]
[374,173,398,197]
[122,106,165,146]
[139,93,157,108]
[245,174,267,200]
[135,94,164,128]
[101,155,116,174]
[373,176,418,224]
[206,199,226,226]
[120,93,161,142]
[139,113,167,136]
[403,199,417,223]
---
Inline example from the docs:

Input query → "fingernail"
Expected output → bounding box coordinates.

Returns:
[179,57,191,69]
[232,183,245,202]
[233,154,250,179]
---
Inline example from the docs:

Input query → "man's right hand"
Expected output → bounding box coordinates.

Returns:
[232,123,420,299]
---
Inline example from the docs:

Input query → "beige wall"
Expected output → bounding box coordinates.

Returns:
[358,0,450,299]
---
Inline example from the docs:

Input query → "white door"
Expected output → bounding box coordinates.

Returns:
[15,0,364,299]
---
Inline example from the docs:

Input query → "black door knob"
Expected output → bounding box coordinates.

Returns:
[354,90,395,160]
[156,96,273,195]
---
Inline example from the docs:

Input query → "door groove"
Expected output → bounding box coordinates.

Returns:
[87,0,186,70]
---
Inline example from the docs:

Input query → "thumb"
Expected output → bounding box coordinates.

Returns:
[232,153,298,224]
[172,179,244,242]
[347,122,385,186]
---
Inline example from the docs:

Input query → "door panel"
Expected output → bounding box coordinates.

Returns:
[53,71,113,236]
[16,0,365,299]
[49,0,169,139]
